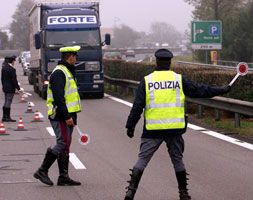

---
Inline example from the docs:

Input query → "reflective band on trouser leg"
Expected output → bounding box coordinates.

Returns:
[144,71,185,130]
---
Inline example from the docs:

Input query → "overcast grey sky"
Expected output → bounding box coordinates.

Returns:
[0,0,193,33]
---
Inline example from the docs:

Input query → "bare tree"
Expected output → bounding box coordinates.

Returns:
[10,0,35,50]
[0,31,9,49]
[184,0,247,20]
[112,24,140,48]
[149,22,182,47]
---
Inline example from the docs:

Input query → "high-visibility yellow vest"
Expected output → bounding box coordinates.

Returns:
[144,70,185,130]
[47,64,81,116]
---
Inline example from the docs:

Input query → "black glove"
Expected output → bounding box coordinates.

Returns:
[222,85,231,93]
[127,128,135,138]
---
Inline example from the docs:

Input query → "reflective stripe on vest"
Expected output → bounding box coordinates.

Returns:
[47,65,81,116]
[144,71,185,130]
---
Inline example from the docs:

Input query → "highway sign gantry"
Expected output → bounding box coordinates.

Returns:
[191,20,222,50]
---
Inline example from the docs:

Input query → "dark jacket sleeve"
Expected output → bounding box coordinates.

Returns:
[12,68,20,91]
[126,79,146,129]
[49,70,70,120]
[182,76,228,98]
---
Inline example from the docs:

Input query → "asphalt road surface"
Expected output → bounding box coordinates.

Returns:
[0,59,252,200]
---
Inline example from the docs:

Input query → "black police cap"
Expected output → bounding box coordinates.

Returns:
[155,49,173,60]
[5,55,17,60]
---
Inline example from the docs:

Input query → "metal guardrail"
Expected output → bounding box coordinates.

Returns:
[103,47,182,55]
[176,61,253,71]
[217,60,253,68]
[104,75,253,128]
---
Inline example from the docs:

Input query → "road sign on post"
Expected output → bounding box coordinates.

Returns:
[191,21,222,50]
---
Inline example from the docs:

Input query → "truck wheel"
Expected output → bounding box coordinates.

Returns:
[38,90,42,97]
[34,84,39,93]
[28,73,34,85]
[28,78,33,85]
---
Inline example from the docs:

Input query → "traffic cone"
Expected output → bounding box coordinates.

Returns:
[25,102,34,113]
[14,117,27,131]
[0,122,8,135]
[31,110,43,122]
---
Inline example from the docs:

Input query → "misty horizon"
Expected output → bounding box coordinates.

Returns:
[0,0,193,34]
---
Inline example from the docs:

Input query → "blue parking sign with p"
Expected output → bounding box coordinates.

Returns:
[209,24,220,36]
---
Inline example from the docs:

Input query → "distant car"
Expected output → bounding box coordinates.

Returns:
[19,51,30,64]
[125,50,135,58]
[161,43,169,47]
[22,56,30,76]
[103,51,122,60]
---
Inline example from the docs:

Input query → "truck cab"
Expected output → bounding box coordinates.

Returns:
[29,2,110,99]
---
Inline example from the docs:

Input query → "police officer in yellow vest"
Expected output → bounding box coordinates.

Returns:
[34,46,81,186]
[124,49,231,200]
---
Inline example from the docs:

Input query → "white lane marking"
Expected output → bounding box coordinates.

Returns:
[105,93,253,151]
[46,127,55,136]
[69,153,86,169]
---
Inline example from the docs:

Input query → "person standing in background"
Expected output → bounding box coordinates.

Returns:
[1,55,22,122]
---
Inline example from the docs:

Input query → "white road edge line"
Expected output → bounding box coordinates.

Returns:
[46,127,86,169]
[105,93,253,151]
[202,130,253,151]
[187,124,206,131]
[69,153,86,169]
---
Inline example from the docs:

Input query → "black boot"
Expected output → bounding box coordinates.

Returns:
[2,107,8,122]
[124,168,143,200]
[57,153,81,186]
[176,171,191,200]
[5,107,16,122]
[33,148,57,186]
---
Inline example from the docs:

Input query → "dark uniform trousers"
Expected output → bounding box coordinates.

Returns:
[134,135,185,172]
[50,120,74,155]
[4,93,15,108]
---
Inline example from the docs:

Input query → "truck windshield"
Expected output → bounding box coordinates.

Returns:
[46,29,100,47]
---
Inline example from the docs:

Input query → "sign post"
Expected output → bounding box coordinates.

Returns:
[191,21,222,50]
[210,50,218,65]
